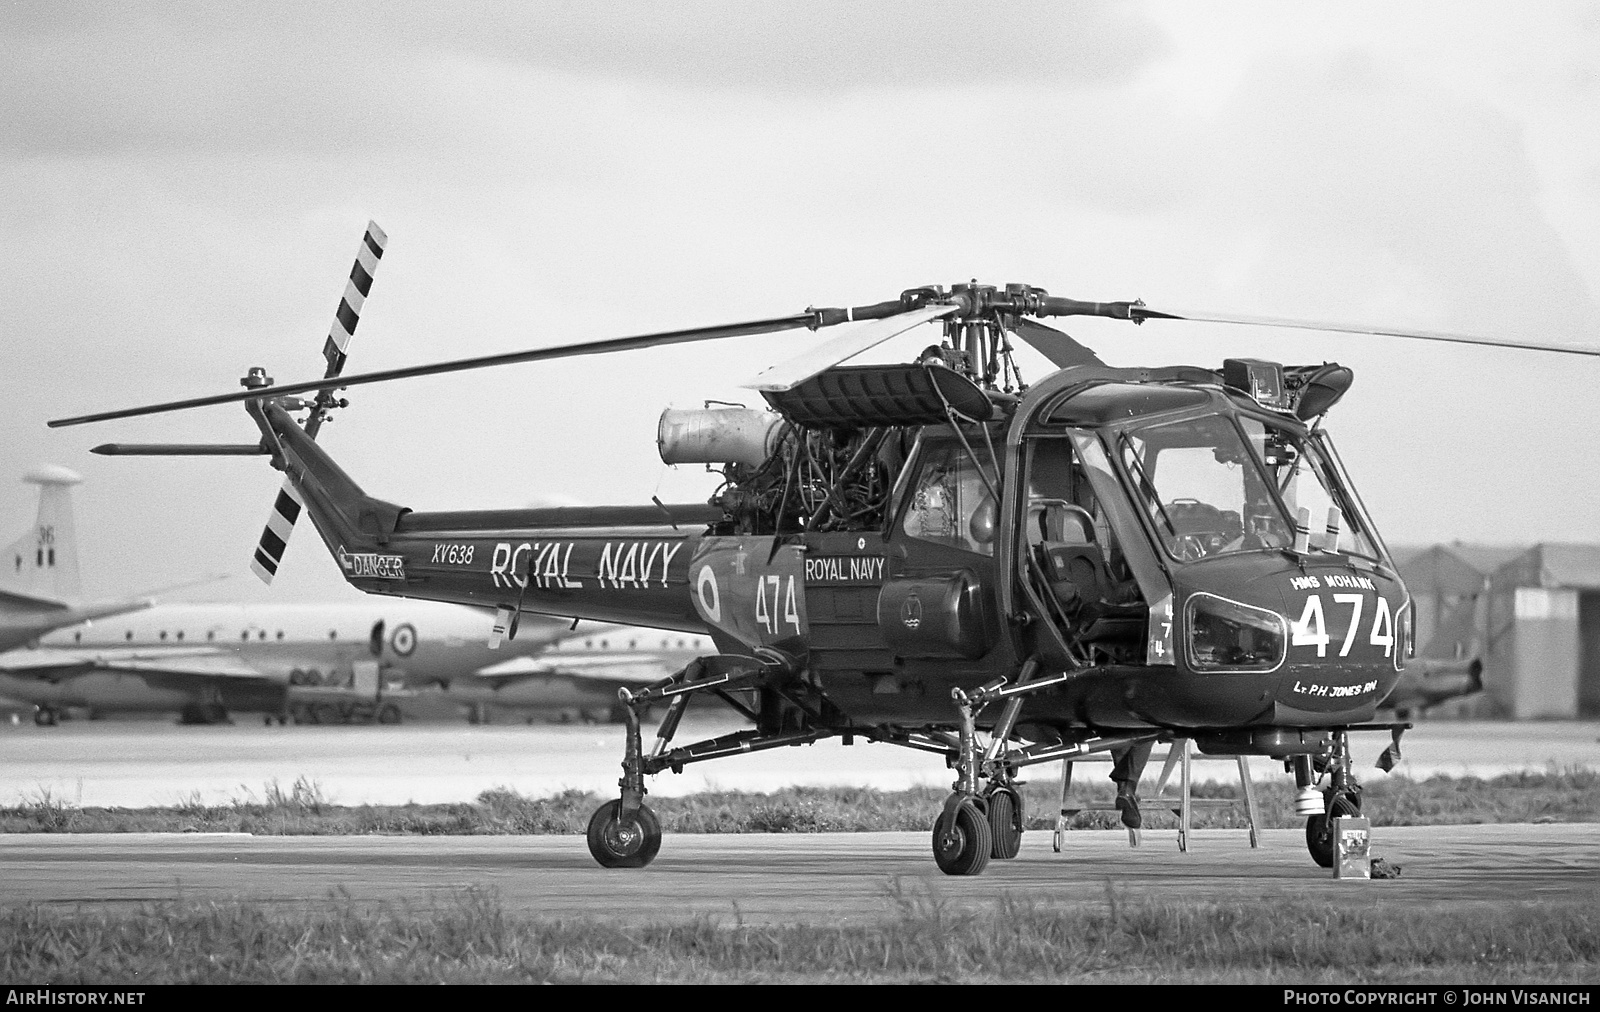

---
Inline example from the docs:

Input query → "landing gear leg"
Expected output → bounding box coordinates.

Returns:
[583,654,813,869]
[586,687,662,869]
[1305,731,1362,868]
[970,659,1041,862]
[180,702,231,725]
[932,688,991,876]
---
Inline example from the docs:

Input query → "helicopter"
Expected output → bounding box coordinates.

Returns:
[50,221,1600,876]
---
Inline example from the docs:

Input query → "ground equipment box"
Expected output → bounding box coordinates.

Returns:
[1332,815,1371,879]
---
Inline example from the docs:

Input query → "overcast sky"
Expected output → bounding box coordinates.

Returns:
[2,1,1597,606]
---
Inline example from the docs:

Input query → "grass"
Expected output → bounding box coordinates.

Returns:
[3,771,1595,984]
[1,768,1595,836]
[2,884,1595,984]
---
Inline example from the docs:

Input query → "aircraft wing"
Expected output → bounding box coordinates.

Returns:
[1381,657,1484,716]
[0,588,68,613]
[0,589,154,620]
[471,653,681,685]
[0,593,155,654]
[0,646,270,681]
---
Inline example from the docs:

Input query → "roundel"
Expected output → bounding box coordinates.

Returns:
[696,565,721,622]
[390,623,417,656]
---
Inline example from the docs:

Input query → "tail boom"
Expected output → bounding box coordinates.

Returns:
[248,402,711,633]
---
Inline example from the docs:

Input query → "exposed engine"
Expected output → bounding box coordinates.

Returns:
[659,407,910,536]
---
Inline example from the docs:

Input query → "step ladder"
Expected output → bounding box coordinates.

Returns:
[1052,738,1261,852]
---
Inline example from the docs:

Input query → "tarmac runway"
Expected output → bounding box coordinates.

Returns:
[2,824,1595,923]
[2,719,1594,925]
[1,717,1596,809]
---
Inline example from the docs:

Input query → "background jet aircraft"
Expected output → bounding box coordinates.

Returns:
[465,627,716,724]
[0,466,152,652]
[0,598,578,725]
[1380,594,1485,720]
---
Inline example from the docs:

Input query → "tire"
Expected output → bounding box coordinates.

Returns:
[987,788,1024,860]
[179,703,227,725]
[377,703,402,725]
[1306,792,1361,868]
[33,708,57,727]
[586,800,663,869]
[932,798,993,876]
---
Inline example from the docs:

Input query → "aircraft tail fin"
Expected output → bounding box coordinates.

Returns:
[0,466,84,605]
[1421,593,1481,661]
[1383,595,1486,718]
[249,221,387,585]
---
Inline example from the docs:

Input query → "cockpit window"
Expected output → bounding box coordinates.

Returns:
[1241,418,1380,561]
[902,442,997,555]
[1120,415,1293,562]
[1120,413,1380,563]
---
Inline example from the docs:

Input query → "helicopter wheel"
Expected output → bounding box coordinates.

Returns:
[1305,791,1362,868]
[985,787,1024,860]
[586,800,662,869]
[932,797,992,876]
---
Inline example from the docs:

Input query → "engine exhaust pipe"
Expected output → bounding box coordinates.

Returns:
[657,408,784,467]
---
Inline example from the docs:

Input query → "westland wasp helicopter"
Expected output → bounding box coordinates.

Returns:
[52,222,1600,875]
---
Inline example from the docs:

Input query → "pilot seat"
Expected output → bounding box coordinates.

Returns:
[1031,500,1146,645]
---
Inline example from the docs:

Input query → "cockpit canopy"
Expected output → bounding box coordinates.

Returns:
[1118,411,1380,564]
[1031,380,1386,568]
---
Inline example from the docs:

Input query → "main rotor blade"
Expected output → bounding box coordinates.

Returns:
[743,304,960,392]
[1134,307,1600,357]
[49,313,817,428]
[1009,318,1103,368]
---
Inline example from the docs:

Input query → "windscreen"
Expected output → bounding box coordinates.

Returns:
[1243,418,1381,561]
[1119,413,1378,563]
[1120,415,1290,562]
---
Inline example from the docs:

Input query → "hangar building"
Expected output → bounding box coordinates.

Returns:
[1483,545,1600,719]
[1396,542,1600,719]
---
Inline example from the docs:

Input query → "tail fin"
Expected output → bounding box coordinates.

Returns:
[1421,593,1481,661]
[0,466,84,605]
[250,221,387,584]
[1382,595,1486,717]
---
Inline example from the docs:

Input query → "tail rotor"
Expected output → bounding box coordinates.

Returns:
[310,221,387,436]
[248,221,387,585]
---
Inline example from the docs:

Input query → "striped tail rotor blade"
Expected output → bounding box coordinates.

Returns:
[322,220,387,379]
[253,221,383,584]
[248,481,304,585]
